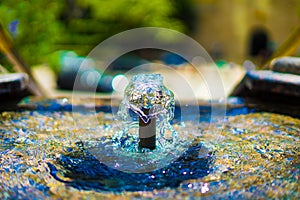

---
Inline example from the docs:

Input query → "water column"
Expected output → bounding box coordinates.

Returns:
[118,74,175,150]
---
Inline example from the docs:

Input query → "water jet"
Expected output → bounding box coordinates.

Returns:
[118,73,175,151]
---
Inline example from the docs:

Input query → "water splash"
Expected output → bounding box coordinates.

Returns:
[118,74,175,123]
[87,74,193,173]
[117,74,177,150]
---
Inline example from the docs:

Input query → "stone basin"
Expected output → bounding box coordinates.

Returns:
[0,98,299,199]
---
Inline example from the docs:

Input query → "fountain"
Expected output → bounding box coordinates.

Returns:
[0,52,299,198]
[0,22,299,199]
[0,91,299,198]
[118,73,175,150]
[77,73,196,174]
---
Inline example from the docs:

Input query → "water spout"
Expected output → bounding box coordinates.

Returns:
[139,107,156,150]
[118,74,175,150]
[81,73,191,173]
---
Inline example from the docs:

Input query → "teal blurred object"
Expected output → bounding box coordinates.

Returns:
[56,51,150,93]
[56,51,114,92]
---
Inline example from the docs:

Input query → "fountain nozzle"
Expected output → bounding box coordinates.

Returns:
[118,74,175,150]
[138,107,156,150]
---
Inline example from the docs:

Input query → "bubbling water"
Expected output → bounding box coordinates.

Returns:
[118,74,175,122]
[86,74,193,173]
[117,74,177,149]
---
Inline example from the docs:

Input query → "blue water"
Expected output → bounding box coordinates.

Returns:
[49,142,213,192]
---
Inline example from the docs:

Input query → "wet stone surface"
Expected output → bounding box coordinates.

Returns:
[0,111,299,199]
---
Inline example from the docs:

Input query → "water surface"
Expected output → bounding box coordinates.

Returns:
[0,110,299,199]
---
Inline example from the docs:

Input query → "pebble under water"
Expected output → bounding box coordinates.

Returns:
[0,108,299,199]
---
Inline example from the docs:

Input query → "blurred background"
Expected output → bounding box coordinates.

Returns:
[0,0,299,99]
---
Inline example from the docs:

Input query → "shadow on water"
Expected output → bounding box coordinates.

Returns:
[48,142,213,192]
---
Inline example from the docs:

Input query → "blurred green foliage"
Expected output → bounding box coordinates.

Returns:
[78,0,186,30]
[0,0,195,71]
[59,0,195,55]
[0,0,63,67]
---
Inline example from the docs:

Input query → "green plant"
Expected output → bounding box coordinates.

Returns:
[0,0,195,70]
[0,0,63,67]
